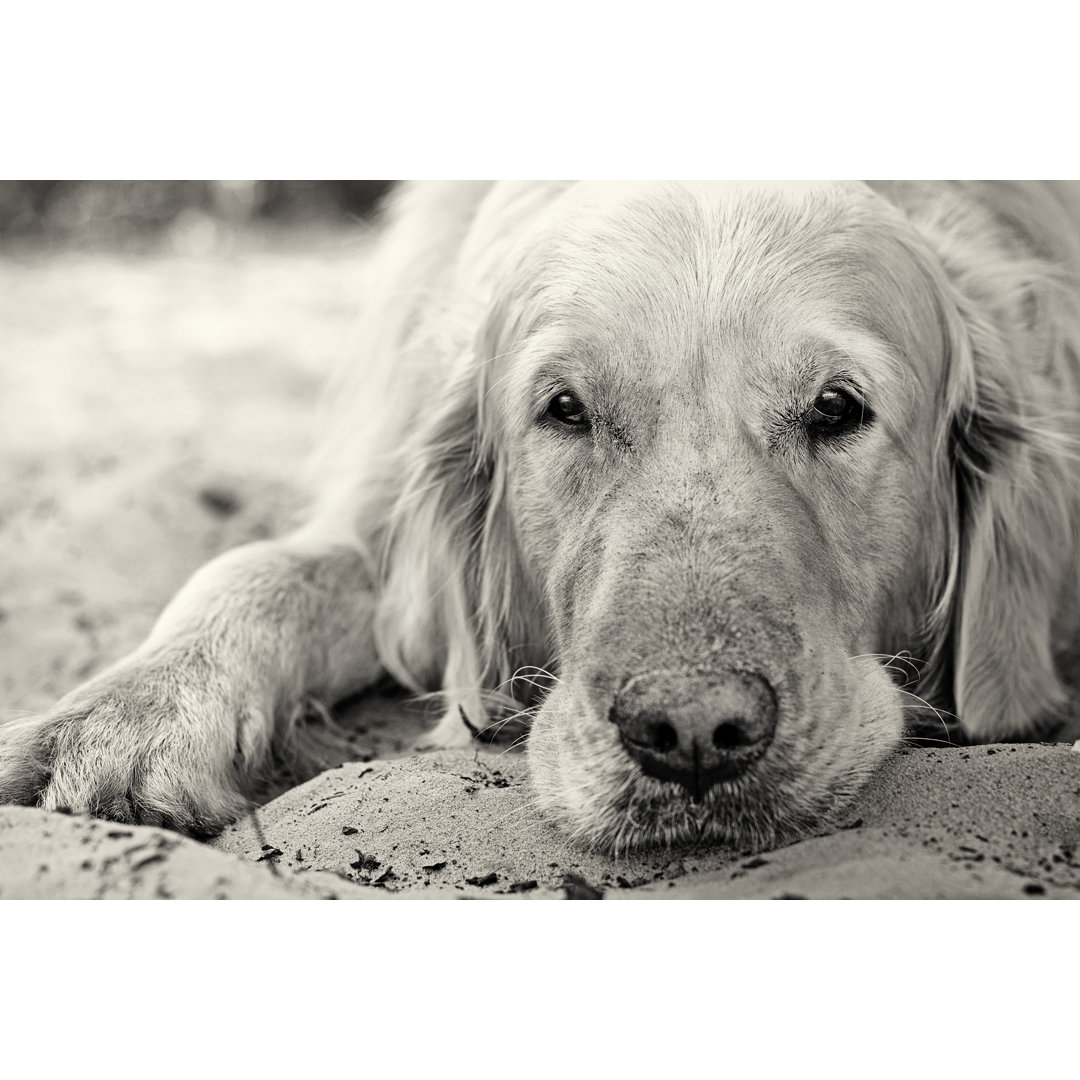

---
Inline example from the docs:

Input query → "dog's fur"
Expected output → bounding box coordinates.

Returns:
[3,180,1080,852]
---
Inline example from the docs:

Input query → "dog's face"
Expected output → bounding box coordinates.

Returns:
[479,182,957,850]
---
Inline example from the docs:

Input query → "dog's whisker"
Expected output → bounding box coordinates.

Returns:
[497,733,532,757]
[899,735,960,748]
[892,686,960,747]
[895,688,958,720]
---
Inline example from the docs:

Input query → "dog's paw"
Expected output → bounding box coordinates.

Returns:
[0,660,255,836]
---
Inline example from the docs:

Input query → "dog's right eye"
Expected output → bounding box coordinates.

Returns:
[806,386,871,438]
[545,391,590,428]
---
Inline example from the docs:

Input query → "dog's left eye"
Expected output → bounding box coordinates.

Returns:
[807,388,869,434]
[546,391,590,427]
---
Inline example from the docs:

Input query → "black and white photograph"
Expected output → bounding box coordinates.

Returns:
[5,7,1080,1076]
[3,178,1079,901]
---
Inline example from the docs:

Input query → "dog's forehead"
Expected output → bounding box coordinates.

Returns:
[520,184,891,378]
[528,181,889,354]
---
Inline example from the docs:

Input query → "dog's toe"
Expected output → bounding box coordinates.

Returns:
[0,716,55,805]
[0,680,251,837]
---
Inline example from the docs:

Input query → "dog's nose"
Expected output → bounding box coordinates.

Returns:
[610,669,778,799]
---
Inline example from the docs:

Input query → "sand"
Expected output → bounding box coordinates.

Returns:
[2,240,1078,900]
[4,742,1078,899]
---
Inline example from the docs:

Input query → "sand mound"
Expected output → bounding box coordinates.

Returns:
[4,743,1078,899]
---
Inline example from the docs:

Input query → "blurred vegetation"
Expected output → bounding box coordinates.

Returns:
[0,181,395,251]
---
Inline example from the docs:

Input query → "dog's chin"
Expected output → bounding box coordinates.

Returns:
[525,672,904,856]
[526,738,840,856]
[532,763,821,856]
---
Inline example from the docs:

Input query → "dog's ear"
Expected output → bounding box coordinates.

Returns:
[372,301,548,733]
[922,255,1080,741]
[368,182,574,734]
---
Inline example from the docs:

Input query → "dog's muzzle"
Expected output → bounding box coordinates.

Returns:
[610,669,778,800]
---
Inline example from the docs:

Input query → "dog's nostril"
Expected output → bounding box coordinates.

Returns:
[712,721,752,750]
[648,720,679,753]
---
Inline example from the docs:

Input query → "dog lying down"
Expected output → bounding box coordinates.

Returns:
[3,180,1080,854]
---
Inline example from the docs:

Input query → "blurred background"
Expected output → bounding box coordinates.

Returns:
[0,180,395,252]
[1,180,399,717]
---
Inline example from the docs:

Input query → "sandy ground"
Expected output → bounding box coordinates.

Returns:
[2,240,1079,900]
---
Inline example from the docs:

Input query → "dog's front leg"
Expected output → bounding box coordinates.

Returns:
[0,530,381,835]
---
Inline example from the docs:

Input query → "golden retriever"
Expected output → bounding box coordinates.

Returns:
[3,180,1079,853]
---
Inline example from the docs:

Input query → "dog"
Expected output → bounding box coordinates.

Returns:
[2,180,1080,853]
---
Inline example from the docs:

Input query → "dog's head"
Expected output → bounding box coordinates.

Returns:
[376,181,1079,851]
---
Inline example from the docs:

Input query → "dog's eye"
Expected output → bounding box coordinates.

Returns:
[807,388,870,434]
[546,391,590,427]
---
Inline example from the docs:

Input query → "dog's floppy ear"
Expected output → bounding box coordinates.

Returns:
[368,182,572,734]
[923,248,1080,741]
[372,298,548,733]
